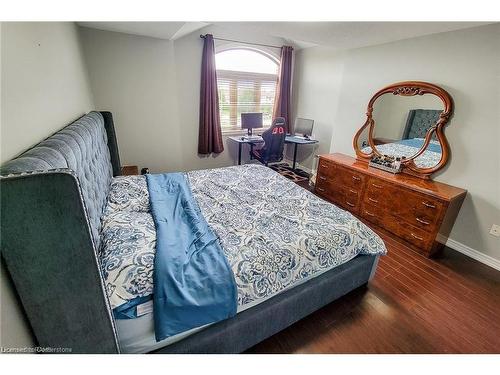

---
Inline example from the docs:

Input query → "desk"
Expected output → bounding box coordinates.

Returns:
[285,135,319,169]
[228,135,318,169]
[228,136,263,165]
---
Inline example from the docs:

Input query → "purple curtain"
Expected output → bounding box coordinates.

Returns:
[198,34,224,154]
[273,46,294,132]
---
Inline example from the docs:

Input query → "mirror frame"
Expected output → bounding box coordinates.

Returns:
[353,81,454,179]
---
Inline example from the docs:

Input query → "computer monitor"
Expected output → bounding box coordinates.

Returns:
[294,118,314,137]
[241,113,263,136]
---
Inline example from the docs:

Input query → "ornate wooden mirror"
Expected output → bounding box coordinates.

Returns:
[353,81,454,179]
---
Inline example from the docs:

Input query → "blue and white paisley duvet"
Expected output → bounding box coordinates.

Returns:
[100,164,386,317]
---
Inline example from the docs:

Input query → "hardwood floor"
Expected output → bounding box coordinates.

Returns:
[246,226,500,353]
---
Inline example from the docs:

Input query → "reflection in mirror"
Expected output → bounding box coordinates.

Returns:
[356,124,372,156]
[362,93,444,169]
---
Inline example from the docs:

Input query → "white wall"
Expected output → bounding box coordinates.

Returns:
[293,23,500,263]
[79,25,286,173]
[78,27,185,173]
[1,23,94,161]
[291,48,346,171]
[1,22,95,348]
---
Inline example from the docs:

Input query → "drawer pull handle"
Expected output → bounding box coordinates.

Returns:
[372,183,383,189]
[422,201,436,209]
[352,176,361,181]
[411,233,424,241]
[365,211,375,217]
[319,176,327,181]
[349,189,358,194]
[321,164,329,169]
[416,217,430,226]
[368,197,379,203]
[317,187,325,192]
[346,201,355,207]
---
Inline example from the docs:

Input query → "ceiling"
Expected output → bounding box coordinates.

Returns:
[77,21,491,50]
[77,22,209,40]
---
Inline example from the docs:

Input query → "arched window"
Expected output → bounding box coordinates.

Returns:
[215,49,279,131]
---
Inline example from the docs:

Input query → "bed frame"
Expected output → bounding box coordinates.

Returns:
[0,111,379,354]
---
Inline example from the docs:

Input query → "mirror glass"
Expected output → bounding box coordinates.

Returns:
[355,124,371,156]
[361,93,444,169]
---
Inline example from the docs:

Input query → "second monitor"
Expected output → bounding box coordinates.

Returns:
[294,118,314,138]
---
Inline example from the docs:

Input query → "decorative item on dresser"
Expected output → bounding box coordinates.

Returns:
[318,81,467,258]
[315,154,466,257]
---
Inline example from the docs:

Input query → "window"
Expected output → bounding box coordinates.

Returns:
[216,49,279,132]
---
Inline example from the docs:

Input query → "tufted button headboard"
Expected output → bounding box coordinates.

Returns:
[0,111,122,353]
[402,109,442,141]
[1,111,115,248]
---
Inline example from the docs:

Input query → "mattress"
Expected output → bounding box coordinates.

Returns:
[116,256,363,354]
[100,164,386,353]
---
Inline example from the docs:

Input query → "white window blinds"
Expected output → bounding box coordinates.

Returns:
[215,49,278,132]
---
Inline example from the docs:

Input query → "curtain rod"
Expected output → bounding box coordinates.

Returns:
[199,34,283,50]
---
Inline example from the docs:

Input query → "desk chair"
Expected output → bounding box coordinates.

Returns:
[251,117,286,166]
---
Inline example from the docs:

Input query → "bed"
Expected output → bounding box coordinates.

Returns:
[0,111,386,353]
[362,138,442,169]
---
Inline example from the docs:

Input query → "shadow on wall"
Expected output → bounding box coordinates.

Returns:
[194,135,240,169]
[454,193,495,256]
[224,136,240,164]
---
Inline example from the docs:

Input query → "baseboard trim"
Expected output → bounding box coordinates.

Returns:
[445,238,500,271]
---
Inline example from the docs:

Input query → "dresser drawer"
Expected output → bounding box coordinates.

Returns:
[315,184,359,212]
[316,173,341,191]
[343,185,361,204]
[364,177,397,209]
[394,191,445,232]
[366,177,392,193]
[338,198,360,213]
[360,202,385,227]
[316,186,346,210]
[336,165,366,191]
[315,178,335,198]
[360,202,432,251]
[315,176,342,200]
[317,158,337,178]
[396,220,434,250]
[337,187,361,213]
[316,163,365,213]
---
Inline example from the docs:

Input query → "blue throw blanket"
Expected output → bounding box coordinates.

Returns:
[146,173,237,341]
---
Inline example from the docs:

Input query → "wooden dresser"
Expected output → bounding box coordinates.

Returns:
[315,153,467,257]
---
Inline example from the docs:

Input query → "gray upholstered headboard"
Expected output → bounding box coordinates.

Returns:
[402,109,442,140]
[0,111,122,353]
